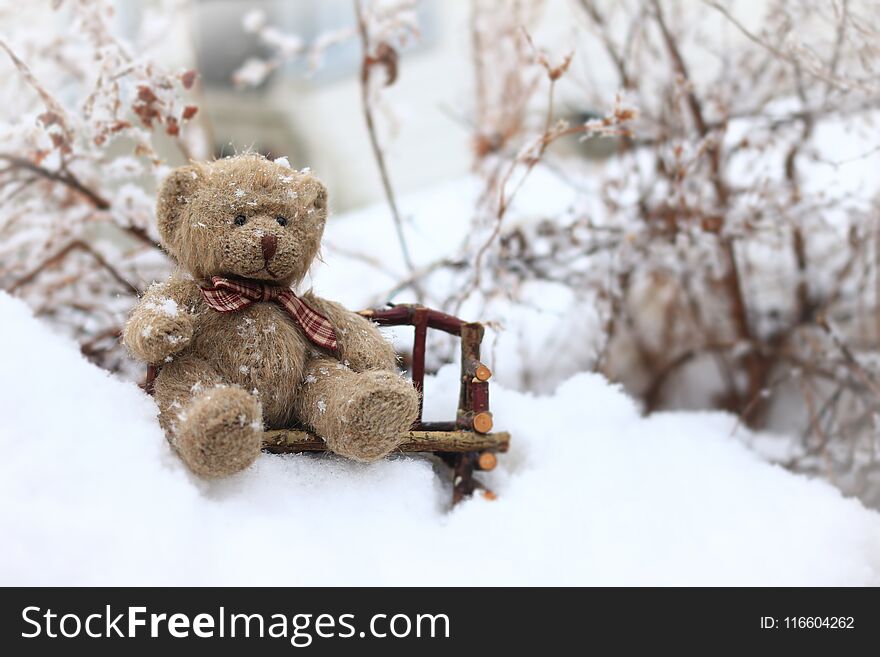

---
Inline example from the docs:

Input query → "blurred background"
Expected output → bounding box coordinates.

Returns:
[27,0,655,209]
[3,0,880,506]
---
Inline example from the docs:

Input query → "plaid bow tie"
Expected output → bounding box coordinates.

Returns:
[200,276,338,352]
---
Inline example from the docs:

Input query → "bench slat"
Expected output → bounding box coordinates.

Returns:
[263,429,510,454]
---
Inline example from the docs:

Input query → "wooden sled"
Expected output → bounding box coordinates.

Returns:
[145,305,510,506]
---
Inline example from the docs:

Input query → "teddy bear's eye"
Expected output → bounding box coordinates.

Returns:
[233,215,247,226]
[276,216,288,227]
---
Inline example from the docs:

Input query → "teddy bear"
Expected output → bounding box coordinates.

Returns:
[123,154,419,477]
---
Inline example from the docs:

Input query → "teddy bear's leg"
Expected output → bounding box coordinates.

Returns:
[153,355,263,478]
[294,357,420,463]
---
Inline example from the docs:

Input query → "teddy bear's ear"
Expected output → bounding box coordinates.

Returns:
[156,164,202,248]
[302,173,328,220]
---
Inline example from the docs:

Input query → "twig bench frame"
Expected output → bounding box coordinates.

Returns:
[145,304,509,505]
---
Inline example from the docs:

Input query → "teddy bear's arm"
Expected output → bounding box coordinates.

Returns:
[302,293,399,372]
[123,278,198,365]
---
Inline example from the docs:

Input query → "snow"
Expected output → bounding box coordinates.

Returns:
[242,9,266,33]
[2,291,879,585]
[145,298,179,318]
[233,58,273,88]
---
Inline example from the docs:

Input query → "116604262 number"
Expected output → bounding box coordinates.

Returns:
[783,617,854,629]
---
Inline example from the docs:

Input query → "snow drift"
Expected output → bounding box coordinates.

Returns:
[1,291,879,585]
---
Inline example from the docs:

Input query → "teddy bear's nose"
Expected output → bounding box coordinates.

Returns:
[261,234,277,261]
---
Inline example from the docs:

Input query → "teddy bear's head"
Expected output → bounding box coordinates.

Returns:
[156,154,328,286]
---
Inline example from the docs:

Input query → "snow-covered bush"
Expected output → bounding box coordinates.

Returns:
[0,0,205,374]
[416,0,880,505]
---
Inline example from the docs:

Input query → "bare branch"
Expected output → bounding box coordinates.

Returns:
[353,0,422,301]
[0,153,110,210]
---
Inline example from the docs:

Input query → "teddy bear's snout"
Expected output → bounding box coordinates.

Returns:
[261,234,277,261]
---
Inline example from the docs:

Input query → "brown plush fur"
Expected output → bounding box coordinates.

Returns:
[123,154,419,477]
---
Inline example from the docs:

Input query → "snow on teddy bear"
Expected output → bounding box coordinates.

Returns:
[123,154,419,477]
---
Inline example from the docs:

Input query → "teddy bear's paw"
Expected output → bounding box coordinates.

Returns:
[124,313,194,364]
[329,371,420,463]
[176,386,263,478]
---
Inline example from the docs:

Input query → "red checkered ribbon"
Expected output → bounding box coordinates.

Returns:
[201,276,338,352]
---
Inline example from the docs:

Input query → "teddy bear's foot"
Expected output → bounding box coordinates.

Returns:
[294,357,420,463]
[325,371,420,463]
[175,386,263,478]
